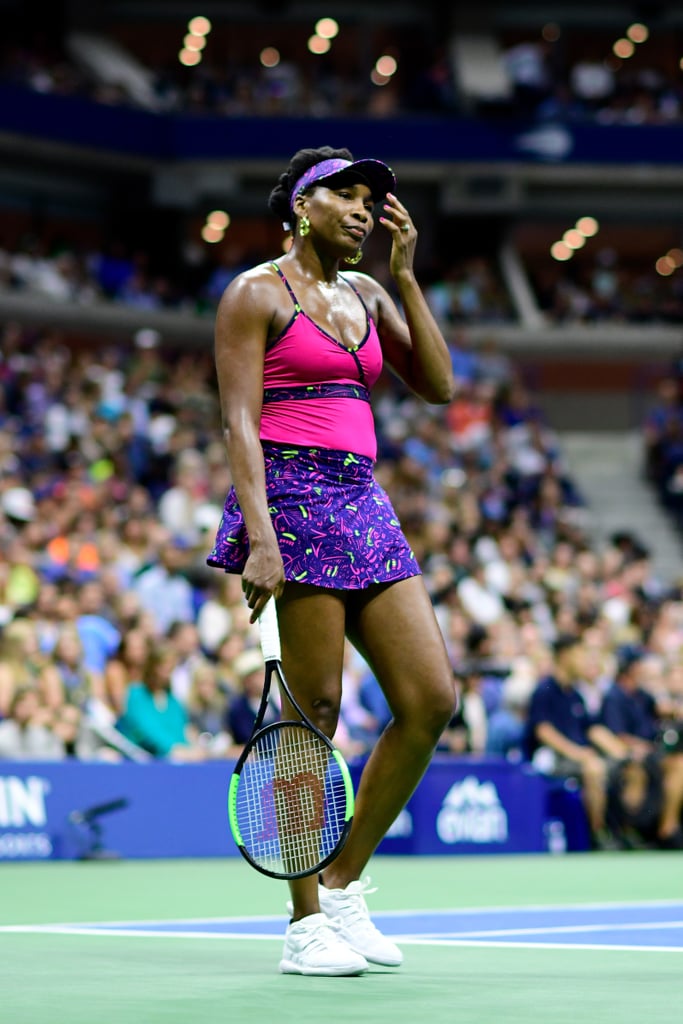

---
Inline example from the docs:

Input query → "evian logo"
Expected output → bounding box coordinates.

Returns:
[436,776,508,845]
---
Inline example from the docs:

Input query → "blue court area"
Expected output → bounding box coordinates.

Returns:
[8,900,683,953]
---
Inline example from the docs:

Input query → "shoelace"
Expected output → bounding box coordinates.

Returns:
[330,877,380,932]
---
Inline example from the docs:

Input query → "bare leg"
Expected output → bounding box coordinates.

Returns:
[322,576,457,889]
[580,754,608,834]
[658,753,683,839]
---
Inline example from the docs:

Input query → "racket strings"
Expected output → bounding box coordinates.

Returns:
[235,723,348,876]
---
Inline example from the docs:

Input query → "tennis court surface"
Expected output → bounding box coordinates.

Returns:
[1,852,681,1023]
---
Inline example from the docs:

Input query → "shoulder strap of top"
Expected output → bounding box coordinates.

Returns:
[342,273,371,317]
[269,261,300,311]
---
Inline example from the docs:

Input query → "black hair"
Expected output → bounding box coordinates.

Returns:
[552,632,581,657]
[268,146,354,226]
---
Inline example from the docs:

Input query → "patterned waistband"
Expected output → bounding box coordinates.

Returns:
[263,383,370,404]
[261,442,374,477]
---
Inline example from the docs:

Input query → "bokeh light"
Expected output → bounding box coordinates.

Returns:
[370,70,391,87]
[375,55,397,78]
[315,18,339,39]
[179,48,201,66]
[551,241,573,261]
[563,229,586,249]
[576,216,600,237]
[626,23,649,43]
[201,224,224,243]
[184,34,206,51]
[207,210,230,230]
[542,23,561,43]
[188,16,211,35]
[308,35,331,55]
[656,256,675,276]
[613,38,635,59]
[260,47,280,68]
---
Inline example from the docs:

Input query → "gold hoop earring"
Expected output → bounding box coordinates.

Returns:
[298,215,310,237]
[344,249,363,265]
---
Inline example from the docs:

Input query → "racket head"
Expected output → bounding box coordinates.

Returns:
[228,718,354,880]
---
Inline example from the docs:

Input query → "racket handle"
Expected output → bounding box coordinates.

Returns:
[258,597,282,663]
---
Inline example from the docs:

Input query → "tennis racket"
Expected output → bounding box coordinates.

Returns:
[227,597,355,879]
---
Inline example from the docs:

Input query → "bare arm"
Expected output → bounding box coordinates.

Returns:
[214,267,285,620]
[356,192,455,404]
[587,723,630,759]
[535,721,596,762]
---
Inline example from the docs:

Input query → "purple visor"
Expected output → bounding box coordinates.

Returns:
[289,158,396,214]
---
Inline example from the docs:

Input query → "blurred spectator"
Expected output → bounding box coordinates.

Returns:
[225,648,277,748]
[439,665,488,754]
[185,659,236,758]
[116,645,206,760]
[132,535,197,635]
[157,448,210,547]
[39,624,102,711]
[103,627,153,716]
[74,579,121,674]
[599,646,683,848]
[523,633,630,849]
[0,686,63,760]
[0,618,46,716]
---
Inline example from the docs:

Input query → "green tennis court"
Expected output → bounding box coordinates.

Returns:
[1,852,681,1024]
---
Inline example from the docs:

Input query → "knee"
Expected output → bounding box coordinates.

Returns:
[663,752,683,782]
[308,696,340,739]
[582,755,607,786]
[416,676,460,740]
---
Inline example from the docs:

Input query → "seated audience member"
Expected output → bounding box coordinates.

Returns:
[39,624,102,711]
[74,578,121,674]
[523,633,629,849]
[186,659,237,757]
[225,649,277,748]
[599,647,683,848]
[0,686,63,760]
[0,618,46,718]
[439,664,487,754]
[131,536,196,636]
[48,702,125,762]
[486,661,536,758]
[116,646,206,760]
[103,627,153,716]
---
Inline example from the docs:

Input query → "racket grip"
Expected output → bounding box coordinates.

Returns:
[258,597,282,662]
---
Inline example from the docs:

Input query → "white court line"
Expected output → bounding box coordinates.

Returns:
[3,897,683,933]
[0,925,280,939]
[373,898,683,918]
[406,939,683,954]
[429,919,683,939]
[1,925,682,954]
[2,900,683,954]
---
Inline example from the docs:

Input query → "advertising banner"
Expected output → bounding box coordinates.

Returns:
[0,757,586,862]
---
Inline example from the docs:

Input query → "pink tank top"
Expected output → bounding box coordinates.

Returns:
[260,263,383,460]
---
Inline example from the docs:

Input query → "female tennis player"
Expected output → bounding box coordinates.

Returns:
[208,145,458,975]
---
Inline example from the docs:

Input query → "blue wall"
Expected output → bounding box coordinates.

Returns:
[0,756,589,862]
[2,85,682,165]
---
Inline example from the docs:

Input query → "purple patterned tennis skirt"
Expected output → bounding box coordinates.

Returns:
[207,443,420,589]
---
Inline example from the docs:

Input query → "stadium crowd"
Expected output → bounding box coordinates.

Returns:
[1,314,682,849]
[3,26,683,126]
[4,227,683,330]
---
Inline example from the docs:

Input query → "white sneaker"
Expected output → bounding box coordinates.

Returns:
[318,877,403,967]
[279,913,369,976]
